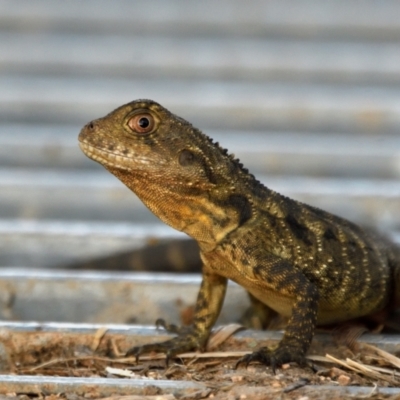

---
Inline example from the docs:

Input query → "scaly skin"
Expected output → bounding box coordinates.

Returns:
[62,239,201,273]
[79,99,400,370]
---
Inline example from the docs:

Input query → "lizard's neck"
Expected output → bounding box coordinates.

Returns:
[107,167,243,251]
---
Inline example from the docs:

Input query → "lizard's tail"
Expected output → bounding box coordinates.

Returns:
[390,244,400,308]
[384,244,400,331]
[59,239,202,273]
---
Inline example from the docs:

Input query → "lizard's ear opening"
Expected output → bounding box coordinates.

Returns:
[178,149,195,166]
[127,112,157,135]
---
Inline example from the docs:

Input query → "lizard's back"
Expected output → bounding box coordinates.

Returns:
[252,191,396,325]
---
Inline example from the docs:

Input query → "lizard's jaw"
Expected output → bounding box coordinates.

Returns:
[79,141,128,170]
[78,140,151,171]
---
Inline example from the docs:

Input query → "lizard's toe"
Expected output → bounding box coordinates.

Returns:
[125,331,203,365]
[125,342,177,365]
[236,345,307,373]
[125,343,160,362]
[155,318,180,333]
[235,349,271,369]
[155,318,192,335]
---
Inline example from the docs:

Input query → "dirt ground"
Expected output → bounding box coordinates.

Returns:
[0,325,400,400]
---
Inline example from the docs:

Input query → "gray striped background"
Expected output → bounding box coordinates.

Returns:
[1,0,400,268]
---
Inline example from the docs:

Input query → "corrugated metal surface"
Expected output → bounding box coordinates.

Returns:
[0,0,399,312]
[1,1,400,394]
[1,0,399,269]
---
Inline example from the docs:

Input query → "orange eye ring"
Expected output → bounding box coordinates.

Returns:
[127,113,155,134]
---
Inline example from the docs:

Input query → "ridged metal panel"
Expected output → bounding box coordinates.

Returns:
[0,0,398,300]
[0,1,399,394]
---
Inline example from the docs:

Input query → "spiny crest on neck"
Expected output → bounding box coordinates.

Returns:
[193,125,265,191]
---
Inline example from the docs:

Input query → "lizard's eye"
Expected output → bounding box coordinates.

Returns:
[128,113,155,134]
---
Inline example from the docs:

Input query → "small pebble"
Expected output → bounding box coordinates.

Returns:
[338,374,351,386]
[330,367,346,378]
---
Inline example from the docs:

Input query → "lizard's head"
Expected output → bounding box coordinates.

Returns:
[79,99,240,191]
[79,99,258,242]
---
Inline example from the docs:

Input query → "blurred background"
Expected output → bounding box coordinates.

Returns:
[0,0,400,270]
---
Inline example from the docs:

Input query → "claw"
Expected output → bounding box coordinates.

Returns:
[165,352,172,366]
[235,345,306,373]
[271,360,278,375]
[234,353,254,369]
[125,345,141,361]
[155,318,167,329]
[234,356,243,370]
[155,318,180,333]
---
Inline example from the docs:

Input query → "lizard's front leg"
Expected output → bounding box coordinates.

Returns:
[126,271,227,364]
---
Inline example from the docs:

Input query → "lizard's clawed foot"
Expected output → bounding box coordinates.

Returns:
[235,345,307,373]
[125,328,204,365]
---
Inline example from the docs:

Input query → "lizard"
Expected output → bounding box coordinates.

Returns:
[62,238,202,273]
[78,99,400,371]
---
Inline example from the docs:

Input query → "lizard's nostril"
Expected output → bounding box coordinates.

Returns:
[88,121,95,130]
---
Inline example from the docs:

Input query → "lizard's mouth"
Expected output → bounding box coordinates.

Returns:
[78,141,135,171]
[78,140,157,171]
